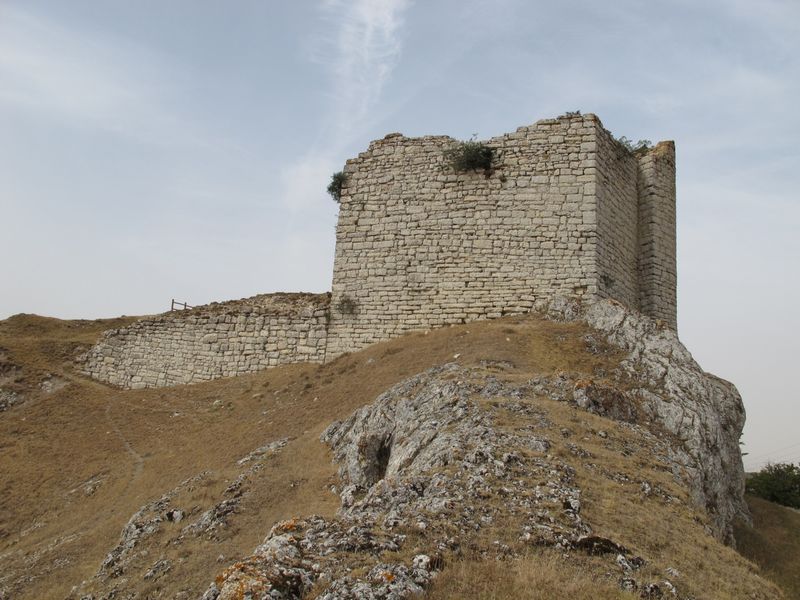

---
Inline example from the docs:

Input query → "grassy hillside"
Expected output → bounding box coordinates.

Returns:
[0,312,790,599]
[735,494,800,598]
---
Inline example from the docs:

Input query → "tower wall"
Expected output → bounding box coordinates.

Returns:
[80,113,678,389]
[594,124,642,308]
[637,141,677,327]
[326,114,602,357]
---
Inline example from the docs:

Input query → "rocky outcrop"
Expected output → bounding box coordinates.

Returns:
[73,440,289,599]
[548,298,748,541]
[0,349,24,411]
[205,300,750,599]
[207,364,696,599]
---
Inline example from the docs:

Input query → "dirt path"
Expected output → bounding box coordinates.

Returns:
[105,401,144,482]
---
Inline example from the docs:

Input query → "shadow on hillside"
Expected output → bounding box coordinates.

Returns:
[735,494,800,598]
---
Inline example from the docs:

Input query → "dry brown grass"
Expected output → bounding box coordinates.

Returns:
[553,405,782,600]
[0,313,610,599]
[735,495,800,598]
[0,313,136,389]
[0,312,789,599]
[426,550,633,599]
[424,394,783,600]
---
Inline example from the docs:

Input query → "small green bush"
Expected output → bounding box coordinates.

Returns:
[746,462,800,509]
[616,136,652,153]
[327,171,347,202]
[444,138,493,173]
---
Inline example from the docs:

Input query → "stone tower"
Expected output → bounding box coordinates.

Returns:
[326,113,676,358]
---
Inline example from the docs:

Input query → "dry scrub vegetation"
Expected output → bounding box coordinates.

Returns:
[0,312,792,599]
[735,495,800,598]
[422,377,782,599]
[427,551,633,599]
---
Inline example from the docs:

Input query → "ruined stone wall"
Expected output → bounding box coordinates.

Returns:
[326,114,602,357]
[637,141,677,327]
[81,293,330,389]
[594,132,677,327]
[594,125,640,308]
[81,113,676,388]
[326,113,678,357]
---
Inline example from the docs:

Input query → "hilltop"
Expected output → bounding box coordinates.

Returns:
[0,302,793,599]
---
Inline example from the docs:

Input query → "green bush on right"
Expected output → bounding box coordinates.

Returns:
[746,462,800,509]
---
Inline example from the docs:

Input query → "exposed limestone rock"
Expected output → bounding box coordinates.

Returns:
[0,388,21,411]
[0,350,24,411]
[74,440,289,599]
[96,471,212,582]
[550,297,747,541]
[208,364,698,599]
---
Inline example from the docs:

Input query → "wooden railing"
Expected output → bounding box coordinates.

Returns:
[170,299,194,311]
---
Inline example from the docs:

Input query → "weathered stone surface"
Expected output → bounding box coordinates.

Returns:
[206,361,718,599]
[0,350,24,410]
[80,114,677,389]
[326,113,676,358]
[0,388,21,411]
[209,365,591,599]
[73,440,289,599]
[80,293,330,389]
[550,297,747,542]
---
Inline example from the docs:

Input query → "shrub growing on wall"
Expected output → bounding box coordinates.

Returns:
[328,171,347,202]
[336,294,358,315]
[444,138,493,173]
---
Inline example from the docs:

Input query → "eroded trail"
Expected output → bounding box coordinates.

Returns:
[105,401,145,483]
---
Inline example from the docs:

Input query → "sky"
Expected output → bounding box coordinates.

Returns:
[1,0,798,469]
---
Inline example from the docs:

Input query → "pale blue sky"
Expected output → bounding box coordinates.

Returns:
[1,0,798,468]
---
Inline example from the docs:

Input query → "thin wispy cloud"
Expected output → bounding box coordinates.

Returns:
[279,155,339,211]
[279,0,411,212]
[0,1,795,466]
[320,0,411,145]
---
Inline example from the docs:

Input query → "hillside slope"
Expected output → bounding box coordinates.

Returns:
[735,495,800,598]
[0,305,784,599]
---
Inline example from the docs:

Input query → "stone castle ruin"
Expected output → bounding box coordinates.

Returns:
[83,113,676,388]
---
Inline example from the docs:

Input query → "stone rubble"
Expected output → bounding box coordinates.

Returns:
[0,350,24,411]
[96,472,212,581]
[0,388,21,411]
